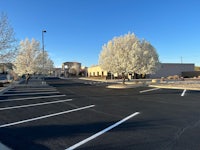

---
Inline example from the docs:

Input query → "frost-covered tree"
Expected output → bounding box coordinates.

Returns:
[13,38,40,75]
[46,58,54,75]
[138,40,160,74]
[0,13,17,63]
[14,38,54,75]
[34,50,54,75]
[99,32,160,77]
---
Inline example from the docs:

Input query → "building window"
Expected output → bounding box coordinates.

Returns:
[102,71,104,76]
[97,72,99,76]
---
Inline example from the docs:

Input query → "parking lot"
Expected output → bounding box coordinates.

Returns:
[1,77,200,150]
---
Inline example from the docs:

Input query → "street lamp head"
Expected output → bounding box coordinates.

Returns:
[43,30,47,33]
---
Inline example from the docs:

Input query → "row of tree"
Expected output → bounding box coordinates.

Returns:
[1,13,160,79]
[0,13,54,76]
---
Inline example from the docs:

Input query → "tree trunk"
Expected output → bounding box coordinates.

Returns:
[122,73,125,84]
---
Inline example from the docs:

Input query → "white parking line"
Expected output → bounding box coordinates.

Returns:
[10,87,56,90]
[0,105,95,128]
[13,84,49,87]
[66,112,140,150]
[1,91,60,96]
[0,142,11,150]
[7,88,57,93]
[181,89,187,96]
[140,88,160,93]
[0,95,66,102]
[0,99,73,111]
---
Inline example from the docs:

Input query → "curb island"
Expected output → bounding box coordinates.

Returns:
[107,82,146,89]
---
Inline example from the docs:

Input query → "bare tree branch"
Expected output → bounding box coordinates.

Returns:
[0,13,17,63]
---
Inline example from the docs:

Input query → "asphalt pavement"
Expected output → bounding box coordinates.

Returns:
[0,77,200,150]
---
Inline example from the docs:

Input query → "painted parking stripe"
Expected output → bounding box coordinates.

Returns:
[7,88,57,93]
[140,88,160,93]
[2,91,59,96]
[0,94,66,102]
[0,142,10,150]
[0,99,73,111]
[0,105,95,128]
[66,112,140,150]
[181,89,187,96]
[10,87,56,91]
[13,84,49,87]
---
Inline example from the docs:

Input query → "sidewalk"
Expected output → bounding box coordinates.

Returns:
[17,78,47,86]
[0,82,15,96]
[0,78,47,96]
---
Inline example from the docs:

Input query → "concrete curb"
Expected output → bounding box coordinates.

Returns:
[0,78,50,95]
[107,83,145,89]
[79,77,123,83]
[149,84,200,91]
[106,82,200,90]
[0,79,24,95]
[0,84,13,96]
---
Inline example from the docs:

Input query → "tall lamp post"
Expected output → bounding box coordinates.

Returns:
[42,30,46,77]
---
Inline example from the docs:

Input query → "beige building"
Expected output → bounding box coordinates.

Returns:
[88,65,121,79]
[150,63,194,78]
[87,63,195,79]
[88,65,108,77]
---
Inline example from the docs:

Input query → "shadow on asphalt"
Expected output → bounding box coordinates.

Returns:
[0,119,164,150]
[48,83,91,88]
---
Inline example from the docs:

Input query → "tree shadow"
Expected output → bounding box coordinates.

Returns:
[48,82,91,88]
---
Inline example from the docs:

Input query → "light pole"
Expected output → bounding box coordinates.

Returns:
[42,30,46,77]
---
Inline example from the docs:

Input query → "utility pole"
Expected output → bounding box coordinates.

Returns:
[42,30,46,76]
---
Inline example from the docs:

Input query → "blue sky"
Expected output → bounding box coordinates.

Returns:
[1,0,200,67]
